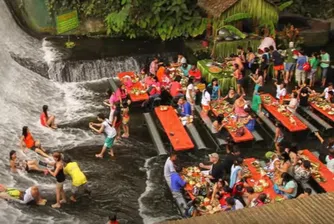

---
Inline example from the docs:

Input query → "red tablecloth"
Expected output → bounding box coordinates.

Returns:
[211,102,254,143]
[301,150,334,192]
[309,102,334,122]
[244,158,281,199]
[155,106,194,151]
[261,94,308,132]
[117,72,149,102]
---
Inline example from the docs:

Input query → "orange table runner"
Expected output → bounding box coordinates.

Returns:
[244,158,281,199]
[309,102,334,122]
[261,94,308,132]
[117,72,149,102]
[155,106,194,151]
[301,150,334,192]
[211,101,254,143]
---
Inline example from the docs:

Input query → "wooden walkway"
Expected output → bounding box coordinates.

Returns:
[161,192,334,224]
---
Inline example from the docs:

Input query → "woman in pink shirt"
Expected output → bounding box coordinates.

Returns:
[109,84,128,105]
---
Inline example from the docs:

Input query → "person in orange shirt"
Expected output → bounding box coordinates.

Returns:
[156,63,166,83]
[169,76,184,98]
[20,126,50,158]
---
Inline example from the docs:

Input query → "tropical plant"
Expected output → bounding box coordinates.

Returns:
[276,24,304,48]
[278,1,293,12]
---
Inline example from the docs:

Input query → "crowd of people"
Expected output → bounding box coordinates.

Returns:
[160,40,333,217]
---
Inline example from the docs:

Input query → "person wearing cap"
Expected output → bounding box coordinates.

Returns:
[293,160,311,184]
[199,153,224,183]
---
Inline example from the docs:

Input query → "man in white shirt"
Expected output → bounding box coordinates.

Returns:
[164,153,177,187]
[320,82,333,99]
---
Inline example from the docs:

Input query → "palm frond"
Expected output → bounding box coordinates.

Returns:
[224,13,252,23]
[278,1,293,12]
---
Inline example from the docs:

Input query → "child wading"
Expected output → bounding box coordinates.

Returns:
[89,113,117,158]
[121,104,130,138]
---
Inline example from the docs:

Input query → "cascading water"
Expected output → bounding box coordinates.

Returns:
[0,0,180,223]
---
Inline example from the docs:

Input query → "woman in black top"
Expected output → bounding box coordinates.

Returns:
[48,152,66,208]
[299,87,310,107]
[223,88,239,105]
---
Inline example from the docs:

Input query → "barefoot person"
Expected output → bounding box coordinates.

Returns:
[89,113,117,158]
[9,150,47,174]
[40,105,57,129]
[20,126,50,158]
[63,157,90,202]
[48,152,66,208]
[0,184,47,205]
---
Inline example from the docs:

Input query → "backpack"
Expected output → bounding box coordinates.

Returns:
[303,56,311,72]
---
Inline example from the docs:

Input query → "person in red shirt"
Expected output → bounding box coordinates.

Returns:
[40,105,57,129]
[142,76,161,108]
[169,76,184,98]
[188,65,202,81]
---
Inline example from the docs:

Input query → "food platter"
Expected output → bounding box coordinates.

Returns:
[208,66,222,74]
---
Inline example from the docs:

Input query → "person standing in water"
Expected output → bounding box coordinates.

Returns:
[121,103,130,138]
[48,152,66,208]
[20,126,50,158]
[40,105,57,129]
[89,113,117,158]
[63,157,90,202]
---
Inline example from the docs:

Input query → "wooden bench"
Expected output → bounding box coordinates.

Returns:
[185,123,207,150]
[194,105,227,147]
[294,112,318,134]
[299,106,333,131]
[143,112,167,155]
[256,111,276,134]
[251,130,264,142]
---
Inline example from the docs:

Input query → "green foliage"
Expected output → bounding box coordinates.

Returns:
[278,1,293,12]
[218,25,246,39]
[223,13,252,24]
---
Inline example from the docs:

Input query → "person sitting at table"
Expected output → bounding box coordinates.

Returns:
[243,108,256,132]
[297,188,312,199]
[326,91,334,103]
[170,76,184,99]
[249,69,263,93]
[180,63,191,77]
[199,153,224,183]
[156,62,166,80]
[319,82,333,99]
[233,63,244,96]
[222,147,241,179]
[210,179,229,204]
[285,144,300,166]
[223,88,238,105]
[149,57,159,75]
[201,85,211,115]
[275,152,291,177]
[325,140,334,173]
[176,54,187,66]
[244,187,259,207]
[265,152,280,178]
[212,114,226,136]
[276,172,298,199]
[188,65,202,81]
[160,69,172,89]
[176,97,192,118]
[208,78,221,101]
[224,197,244,211]
[286,92,299,113]
[142,76,161,108]
[275,81,287,100]
[293,160,311,184]
[274,122,284,154]
[298,84,312,107]
[229,54,244,71]
[251,86,263,114]
[234,94,248,118]
[249,193,267,207]
[229,157,244,188]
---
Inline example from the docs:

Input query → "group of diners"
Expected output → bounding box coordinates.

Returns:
[163,138,334,217]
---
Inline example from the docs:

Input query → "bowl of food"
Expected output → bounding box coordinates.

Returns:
[209,66,222,74]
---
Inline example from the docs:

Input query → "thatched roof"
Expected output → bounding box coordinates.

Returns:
[198,0,239,17]
[161,192,334,224]
[198,0,278,21]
